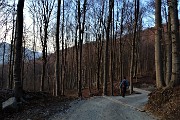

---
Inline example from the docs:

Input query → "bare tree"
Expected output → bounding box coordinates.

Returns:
[37,0,55,91]
[77,0,87,97]
[165,0,172,85]
[155,0,165,88]
[1,16,7,88]
[8,0,16,89]
[55,0,61,96]
[169,0,180,86]
[119,0,125,92]
[130,0,139,94]
[103,0,114,95]
[61,0,65,96]
[13,0,25,101]
[28,0,38,91]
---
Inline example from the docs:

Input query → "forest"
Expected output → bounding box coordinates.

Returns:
[0,0,180,119]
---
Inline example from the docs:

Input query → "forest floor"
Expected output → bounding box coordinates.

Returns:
[145,86,180,120]
[0,76,179,120]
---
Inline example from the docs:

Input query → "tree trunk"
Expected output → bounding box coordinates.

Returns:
[77,0,81,97]
[96,0,105,92]
[8,0,16,89]
[130,0,139,94]
[61,0,65,96]
[169,0,180,86]
[40,32,46,91]
[13,0,25,101]
[1,42,5,88]
[165,2,172,85]
[119,0,125,82]
[155,0,165,88]
[39,0,55,92]
[55,0,61,96]
[21,40,25,89]
[103,0,114,95]
[111,6,115,96]
[78,0,87,97]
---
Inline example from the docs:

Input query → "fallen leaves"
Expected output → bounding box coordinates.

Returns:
[0,90,77,120]
[145,86,180,120]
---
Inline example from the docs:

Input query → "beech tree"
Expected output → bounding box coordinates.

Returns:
[165,0,172,85]
[129,0,139,94]
[13,0,25,101]
[1,17,7,88]
[119,0,126,82]
[36,0,55,91]
[155,0,165,88]
[7,0,16,89]
[55,0,61,96]
[103,0,114,95]
[28,0,38,91]
[169,0,180,86]
[77,0,87,97]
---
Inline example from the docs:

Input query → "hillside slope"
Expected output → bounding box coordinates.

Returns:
[145,86,180,120]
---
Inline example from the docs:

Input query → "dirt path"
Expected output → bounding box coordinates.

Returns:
[49,88,157,120]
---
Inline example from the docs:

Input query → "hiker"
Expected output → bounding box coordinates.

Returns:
[120,77,129,97]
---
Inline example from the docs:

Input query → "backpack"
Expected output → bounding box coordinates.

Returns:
[122,80,126,88]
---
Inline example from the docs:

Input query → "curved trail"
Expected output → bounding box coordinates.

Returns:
[49,88,157,120]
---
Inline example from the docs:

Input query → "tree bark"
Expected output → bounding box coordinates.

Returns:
[119,0,125,83]
[8,0,16,89]
[13,0,25,101]
[39,0,55,91]
[77,0,87,97]
[61,0,65,96]
[130,0,139,94]
[169,0,180,86]
[165,2,172,85]
[77,0,81,97]
[55,0,61,96]
[103,0,114,95]
[155,0,165,88]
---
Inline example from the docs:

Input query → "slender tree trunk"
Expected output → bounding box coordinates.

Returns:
[165,2,172,85]
[8,0,16,89]
[96,1,105,92]
[13,0,25,101]
[21,40,25,89]
[97,34,103,91]
[61,0,65,96]
[2,17,7,88]
[40,0,55,92]
[32,9,36,91]
[77,0,81,97]
[74,2,79,91]
[155,0,165,88]
[55,0,61,96]
[41,35,46,91]
[111,6,115,96]
[77,0,87,97]
[118,0,125,83]
[2,42,5,88]
[75,26,78,90]
[130,0,139,94]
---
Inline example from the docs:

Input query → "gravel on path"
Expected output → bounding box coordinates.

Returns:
[49,88,157,120]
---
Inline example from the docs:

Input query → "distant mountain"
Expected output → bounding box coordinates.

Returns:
[0,42,42,64]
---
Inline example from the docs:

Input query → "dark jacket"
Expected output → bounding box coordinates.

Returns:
[120,79,129,88]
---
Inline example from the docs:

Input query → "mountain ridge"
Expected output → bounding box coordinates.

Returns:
[0,42,42,64]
